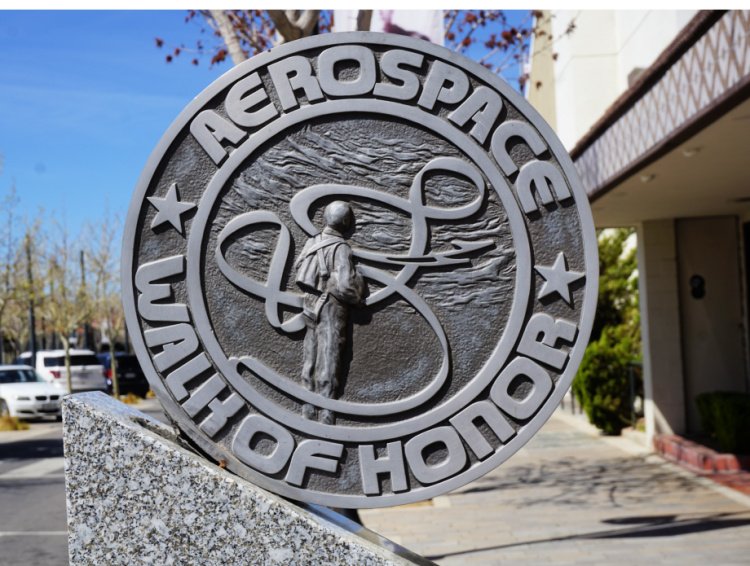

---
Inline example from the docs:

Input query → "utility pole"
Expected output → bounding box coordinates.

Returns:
[26,237,37,366]
[80,250,92,350]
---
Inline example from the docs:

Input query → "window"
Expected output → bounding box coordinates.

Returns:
[0,369,41,383]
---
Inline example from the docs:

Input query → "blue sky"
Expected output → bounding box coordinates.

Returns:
[0,11,227,235]
[0,10,529,239]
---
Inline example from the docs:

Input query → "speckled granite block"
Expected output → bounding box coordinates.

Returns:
[63,392,430,566]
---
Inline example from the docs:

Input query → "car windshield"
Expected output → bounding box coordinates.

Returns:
[0,368,41,384]
[43,354,100,367]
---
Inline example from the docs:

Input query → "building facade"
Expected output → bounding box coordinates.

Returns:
[528,10,750,442]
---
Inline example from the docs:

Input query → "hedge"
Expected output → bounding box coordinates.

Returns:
[695,391,750,454]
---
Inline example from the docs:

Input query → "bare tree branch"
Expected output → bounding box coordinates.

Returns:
[268,10,320,43]
[356,10,372,32]
[209,9,248,65]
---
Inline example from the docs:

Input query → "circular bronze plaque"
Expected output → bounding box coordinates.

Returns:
[123,32,597,508]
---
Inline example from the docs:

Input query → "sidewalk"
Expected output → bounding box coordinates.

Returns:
[361,410,750,565]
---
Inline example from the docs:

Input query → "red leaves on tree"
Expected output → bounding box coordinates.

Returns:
[165,55,173,63]
[211,48,227,66]
[154,8,570,92]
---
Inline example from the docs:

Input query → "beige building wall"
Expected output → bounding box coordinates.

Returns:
[637,220,686,442]
[550,10,619,149]
[528,10,698,149]
[675,217,746,432]
[612,11,697,93]
[526,12,557,130]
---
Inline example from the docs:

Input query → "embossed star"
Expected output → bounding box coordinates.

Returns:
[534,252,585,305]
[147,183,195,235]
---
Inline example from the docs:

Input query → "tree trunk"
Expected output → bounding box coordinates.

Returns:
[0,312,4,365]
[210,10,248,65]
[61,335,73,395]
[109,340,120,399]
[356,10,373,32]
[268,10,320,43]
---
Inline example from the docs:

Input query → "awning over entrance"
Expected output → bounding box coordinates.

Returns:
[592,97,750,226]
[570,10,750,227]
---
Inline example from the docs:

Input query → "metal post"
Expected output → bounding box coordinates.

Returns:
[26,238,37,366]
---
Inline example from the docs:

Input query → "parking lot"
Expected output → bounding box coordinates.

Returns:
[0,420,67,566]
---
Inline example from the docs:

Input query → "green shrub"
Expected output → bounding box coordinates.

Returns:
[696,391,750,453]
[573,325,636,435]
[572,228,641,436]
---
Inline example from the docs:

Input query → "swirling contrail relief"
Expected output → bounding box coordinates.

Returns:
[215,157,494,417]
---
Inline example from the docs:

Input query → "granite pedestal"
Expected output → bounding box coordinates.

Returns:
[62,393,430,565]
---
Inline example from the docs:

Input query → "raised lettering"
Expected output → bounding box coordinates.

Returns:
[359,441,408,495]
[450,400,515,459]
[490,357,552,420]
[318,45,377,97]
[225,72,278,128]
[517,313,577,370]
[181,373,225,417]
[405,426,467,485]
[134,255,189,323]
[417,60,469,111]
[180,373,244,438]
[515,160,572,214]
[448,86,503,144]
[285,439,344,486]
[199,394,245,438]
[490,120,547,176]
[232,414,295,474]
[165,353,211,402]
[189,110,247,166]
[373,49,424,101]
[144,323,199,372]
[268,56,324,111]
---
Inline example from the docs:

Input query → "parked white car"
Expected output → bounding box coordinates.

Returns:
[14,349,108,392]
[0,365,63,420]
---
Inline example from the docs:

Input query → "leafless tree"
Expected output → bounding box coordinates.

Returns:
[0,186,20,364]
[86,212,124,397]
[44,224,91,394]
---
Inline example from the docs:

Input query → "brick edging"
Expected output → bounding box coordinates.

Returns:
[654,434,750,474]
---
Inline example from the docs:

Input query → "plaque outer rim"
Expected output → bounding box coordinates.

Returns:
[122,31,599,509]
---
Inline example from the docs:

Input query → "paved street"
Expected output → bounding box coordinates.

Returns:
[361,412,750,565]
[0,399,167,566]
[0,421,67,566]
[2,401,750,565]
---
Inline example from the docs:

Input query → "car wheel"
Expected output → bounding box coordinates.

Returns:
[0,399,9,418]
